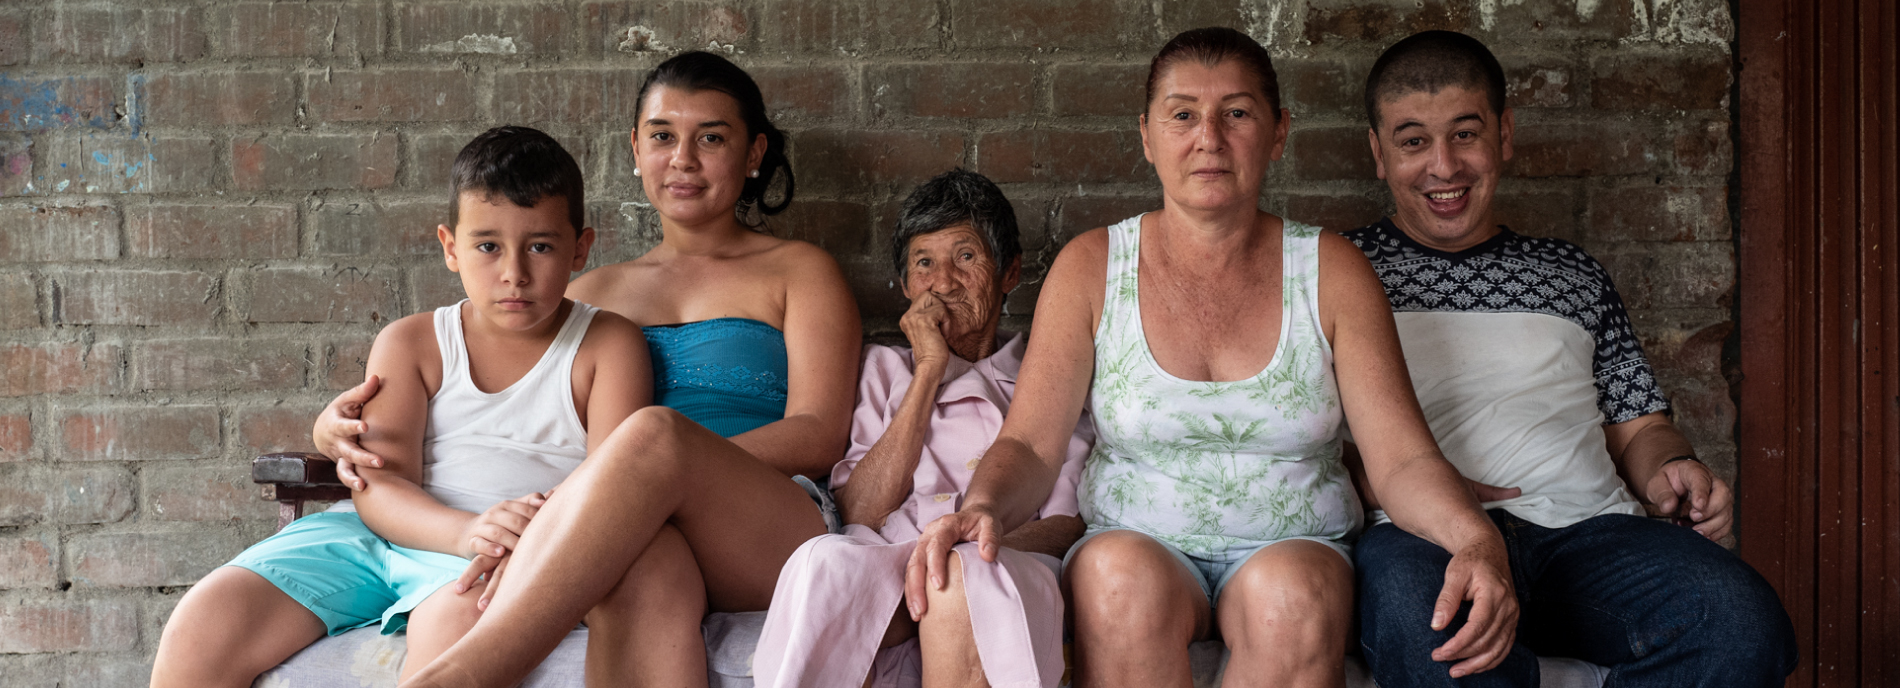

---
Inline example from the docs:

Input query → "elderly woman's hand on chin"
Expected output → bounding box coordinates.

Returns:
[898,292,954,373]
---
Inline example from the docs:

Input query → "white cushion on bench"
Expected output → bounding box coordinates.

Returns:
[256,611,1609,688]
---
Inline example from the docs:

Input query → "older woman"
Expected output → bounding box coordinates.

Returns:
[907,28,1516,688]
[753,169,1091,688]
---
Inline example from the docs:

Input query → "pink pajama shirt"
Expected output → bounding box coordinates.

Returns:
[754,333,1092,688]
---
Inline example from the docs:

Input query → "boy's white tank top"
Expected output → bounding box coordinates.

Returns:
[331,300,597,516]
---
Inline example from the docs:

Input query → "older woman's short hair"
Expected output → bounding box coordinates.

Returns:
[890,168,1022,283]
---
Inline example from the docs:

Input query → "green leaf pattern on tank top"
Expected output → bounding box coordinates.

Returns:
[1078,216,1363,561]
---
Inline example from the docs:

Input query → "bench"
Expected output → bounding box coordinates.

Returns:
[249,453,1609,687]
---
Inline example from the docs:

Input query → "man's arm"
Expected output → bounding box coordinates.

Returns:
[1605,412,1733,541]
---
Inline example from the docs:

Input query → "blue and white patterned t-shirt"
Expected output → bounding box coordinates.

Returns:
[1343,219,1665,528]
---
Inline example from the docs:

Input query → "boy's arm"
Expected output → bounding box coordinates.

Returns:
[349,315,491,558]
[576,311,653,452]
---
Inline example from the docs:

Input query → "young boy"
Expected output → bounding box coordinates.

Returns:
[152,126,651,687]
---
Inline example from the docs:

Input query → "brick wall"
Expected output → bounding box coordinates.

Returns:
[0,0,1735,682]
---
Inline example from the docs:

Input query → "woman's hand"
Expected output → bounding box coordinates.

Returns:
[904,506,1000,621]
[455,492,547,560]
[1429,537,1519,678]
[314,375,385,490]
[898,292,953,369]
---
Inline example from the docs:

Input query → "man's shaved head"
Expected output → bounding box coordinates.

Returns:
[1364,30,1506,130]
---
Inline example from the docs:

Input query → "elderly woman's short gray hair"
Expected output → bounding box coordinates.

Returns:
[890,168,1021,284]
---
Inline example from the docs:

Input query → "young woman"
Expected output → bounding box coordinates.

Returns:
[314,52,862,687]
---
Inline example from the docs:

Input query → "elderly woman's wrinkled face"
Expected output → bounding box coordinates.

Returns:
[1140,59,1289,213]
[902,224,1021,360]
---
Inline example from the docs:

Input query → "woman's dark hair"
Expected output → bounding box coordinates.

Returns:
[1145,27,1282,116]
[1363,31,1506,130]
[449,125,586,235]
[890,168,1021,284]
[634,51,795,222]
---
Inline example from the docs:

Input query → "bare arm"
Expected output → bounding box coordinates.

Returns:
[725,244,862,478]
[1318,232,1515,678]
[348,315,493,558]
[835,358,945,529]
[998,514,1086,559]
[1605,412,1732,540]
[836,292,961,528]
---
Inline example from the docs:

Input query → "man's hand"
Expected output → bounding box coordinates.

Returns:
[456,492,547,560]
[898,292,952,369]
[1430,537,1519,678]
[1643,459,1734,541]
[904,507,999,621]
[315,375,385,490]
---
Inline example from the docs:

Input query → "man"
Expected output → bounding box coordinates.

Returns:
[1345,31,1797,687]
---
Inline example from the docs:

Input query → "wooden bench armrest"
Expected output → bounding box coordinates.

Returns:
[253,452,354,530]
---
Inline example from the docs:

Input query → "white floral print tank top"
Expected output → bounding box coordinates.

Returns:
[1078,214,1363,561]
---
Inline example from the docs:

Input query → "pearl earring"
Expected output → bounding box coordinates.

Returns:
[633,167,641,177]
[748,169,759,178]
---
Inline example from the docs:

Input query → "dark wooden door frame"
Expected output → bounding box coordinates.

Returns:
[1737,0,1898,686]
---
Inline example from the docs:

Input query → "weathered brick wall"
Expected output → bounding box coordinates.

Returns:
[0,0,1734,682]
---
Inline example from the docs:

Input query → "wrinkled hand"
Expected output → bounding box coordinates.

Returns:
[898,292,953,369]
[904,507,999,621]
[1430,537,1518,678]
[456,492,547,561]
[1468,478,1521,503]
[1644,460,1733,541]
[315,375,384,491]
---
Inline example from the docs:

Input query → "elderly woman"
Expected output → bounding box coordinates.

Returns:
[753,169,1091,688]
[907,28,1517,687]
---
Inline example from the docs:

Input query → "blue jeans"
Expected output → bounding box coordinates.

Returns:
[1356,510,1797,687]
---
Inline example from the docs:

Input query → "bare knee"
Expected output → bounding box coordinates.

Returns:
[1219,541,1352,655]
[919,552,984,688]
[1066,533,1204,643]
[155,567,324,688]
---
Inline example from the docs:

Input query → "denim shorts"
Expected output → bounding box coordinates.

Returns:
[1063,527,1352,607]
[225,511,470,636]
[792,474,842,534]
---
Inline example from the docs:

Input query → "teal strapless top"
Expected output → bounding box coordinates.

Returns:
[642,318,789,438]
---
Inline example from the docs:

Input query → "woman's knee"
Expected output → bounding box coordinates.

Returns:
[1065,532,1203,638]
[1219,541,1353,650]
[591,524,704,620]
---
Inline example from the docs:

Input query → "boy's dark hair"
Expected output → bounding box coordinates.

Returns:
[890,168,1020,284]
[449,126,586,235]
[1145,27,1282,116]
[635,51,795,223]
[1364,30,1506,130]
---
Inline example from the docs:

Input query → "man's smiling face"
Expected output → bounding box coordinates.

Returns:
[1368,85,1514,252]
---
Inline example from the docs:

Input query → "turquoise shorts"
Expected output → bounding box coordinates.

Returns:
[224,511,471,636]
[1063,527,1353,607]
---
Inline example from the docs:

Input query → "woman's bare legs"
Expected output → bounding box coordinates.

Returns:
[403,407,828,687]
[1215,540,1353,688]
[151,567,328,688]
[583,524,708,686]
[919,550,988,688]
[1065,531,1211,688]
[402,582,487,682]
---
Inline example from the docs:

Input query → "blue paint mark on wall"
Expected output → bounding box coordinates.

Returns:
[0,75,118,130]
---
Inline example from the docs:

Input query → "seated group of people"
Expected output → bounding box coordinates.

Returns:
[150,27,1797,688]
